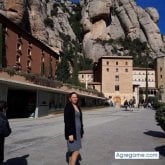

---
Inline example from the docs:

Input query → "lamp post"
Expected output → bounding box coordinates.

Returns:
[145,68,149,102]
[85,74,88,89]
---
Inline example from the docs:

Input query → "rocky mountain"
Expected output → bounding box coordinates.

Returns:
[0,0,77,53]
[80,0,165,61]
[0,0,164,62]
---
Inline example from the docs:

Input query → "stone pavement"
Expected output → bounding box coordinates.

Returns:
[4,107,165,165]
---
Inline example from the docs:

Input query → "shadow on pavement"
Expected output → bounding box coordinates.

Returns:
[155,145,165,157]
[144,130,165,138]
[4,154,29,165]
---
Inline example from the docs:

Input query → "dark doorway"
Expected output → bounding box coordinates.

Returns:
[7,89,36,118]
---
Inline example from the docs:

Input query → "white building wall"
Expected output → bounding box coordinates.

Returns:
[79,73,93,83]
[133,70,156,88]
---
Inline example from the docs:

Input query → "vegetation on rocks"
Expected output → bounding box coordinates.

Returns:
[96,37,154,68]
[56,33,93,86]
[68,4,83,42]
[44,17,54,29]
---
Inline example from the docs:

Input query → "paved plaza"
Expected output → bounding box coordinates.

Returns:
[3,107,165,165]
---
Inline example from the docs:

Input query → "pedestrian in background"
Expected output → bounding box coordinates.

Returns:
[0,101,11,165]
[124,100,129,111]
[64,92,84,165]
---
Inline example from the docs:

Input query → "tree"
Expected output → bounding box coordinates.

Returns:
[68,4,83,42]
[155,105,165,132]
[78,56,93,70]
[56,55,70,83]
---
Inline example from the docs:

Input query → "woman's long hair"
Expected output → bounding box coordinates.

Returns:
[68,92,79,104]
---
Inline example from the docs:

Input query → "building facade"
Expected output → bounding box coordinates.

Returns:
[78,70,93,88]
[0,14,105,118]
[156,56,165,102]
[133,67,157,105]
[0,14,59,78]
[94,56,133,106]
[78,56,158,107]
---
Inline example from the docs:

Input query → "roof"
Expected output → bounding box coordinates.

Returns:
[99,55,133,60]
[156,55,165,59]
[78,70,93,74]
[133,67,155,71]
[88,82,101,85]
[0,13,59,59]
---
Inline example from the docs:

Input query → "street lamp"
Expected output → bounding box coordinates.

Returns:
[85,74,89,89]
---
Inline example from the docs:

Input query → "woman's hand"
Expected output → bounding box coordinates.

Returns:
[69,135,74,142]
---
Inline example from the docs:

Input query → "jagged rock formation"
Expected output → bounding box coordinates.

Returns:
[0,0,164,61]
[0,0,77,52]
[80,0,165,61]
[0,0,24,22]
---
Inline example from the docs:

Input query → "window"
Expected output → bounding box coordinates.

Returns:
[27,60,31,67]
[125,61,128,65]
[17,34,21,39]
[116,68,118,72]
[27,49,32,56]
[160,75,163,79]
[107,61,109,65]
[17,43,21,51]
[125,68,128,72]
[4,27,7,33]
[106,68,109,72]
[16,55,21,63]
[116,61,118,65]
[28,41,32,48]
[160,67,162,72]
[115,85,119,91]
[115,75,119,81]
[0,2,4,9]
[82,75,84,79]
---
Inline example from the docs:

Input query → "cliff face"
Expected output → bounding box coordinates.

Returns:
[80,0,165,61]
[0,0,164,61]
[0,0,76,52]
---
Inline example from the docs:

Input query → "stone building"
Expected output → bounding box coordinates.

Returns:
[79,56,158,107]
[133,67,157,105]
[156,56,165,102]
[95,56,133,106]
[78,70,93,87]
[78,56,133,106]
[0,13,59,77]
[0,13,105,118]
[0,13,59,118]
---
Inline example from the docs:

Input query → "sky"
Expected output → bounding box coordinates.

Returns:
[70,0,165,35]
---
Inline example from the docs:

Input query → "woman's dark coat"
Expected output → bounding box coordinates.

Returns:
[64,102,84,140]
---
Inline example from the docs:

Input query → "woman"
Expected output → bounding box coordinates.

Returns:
[64,92,84,165]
